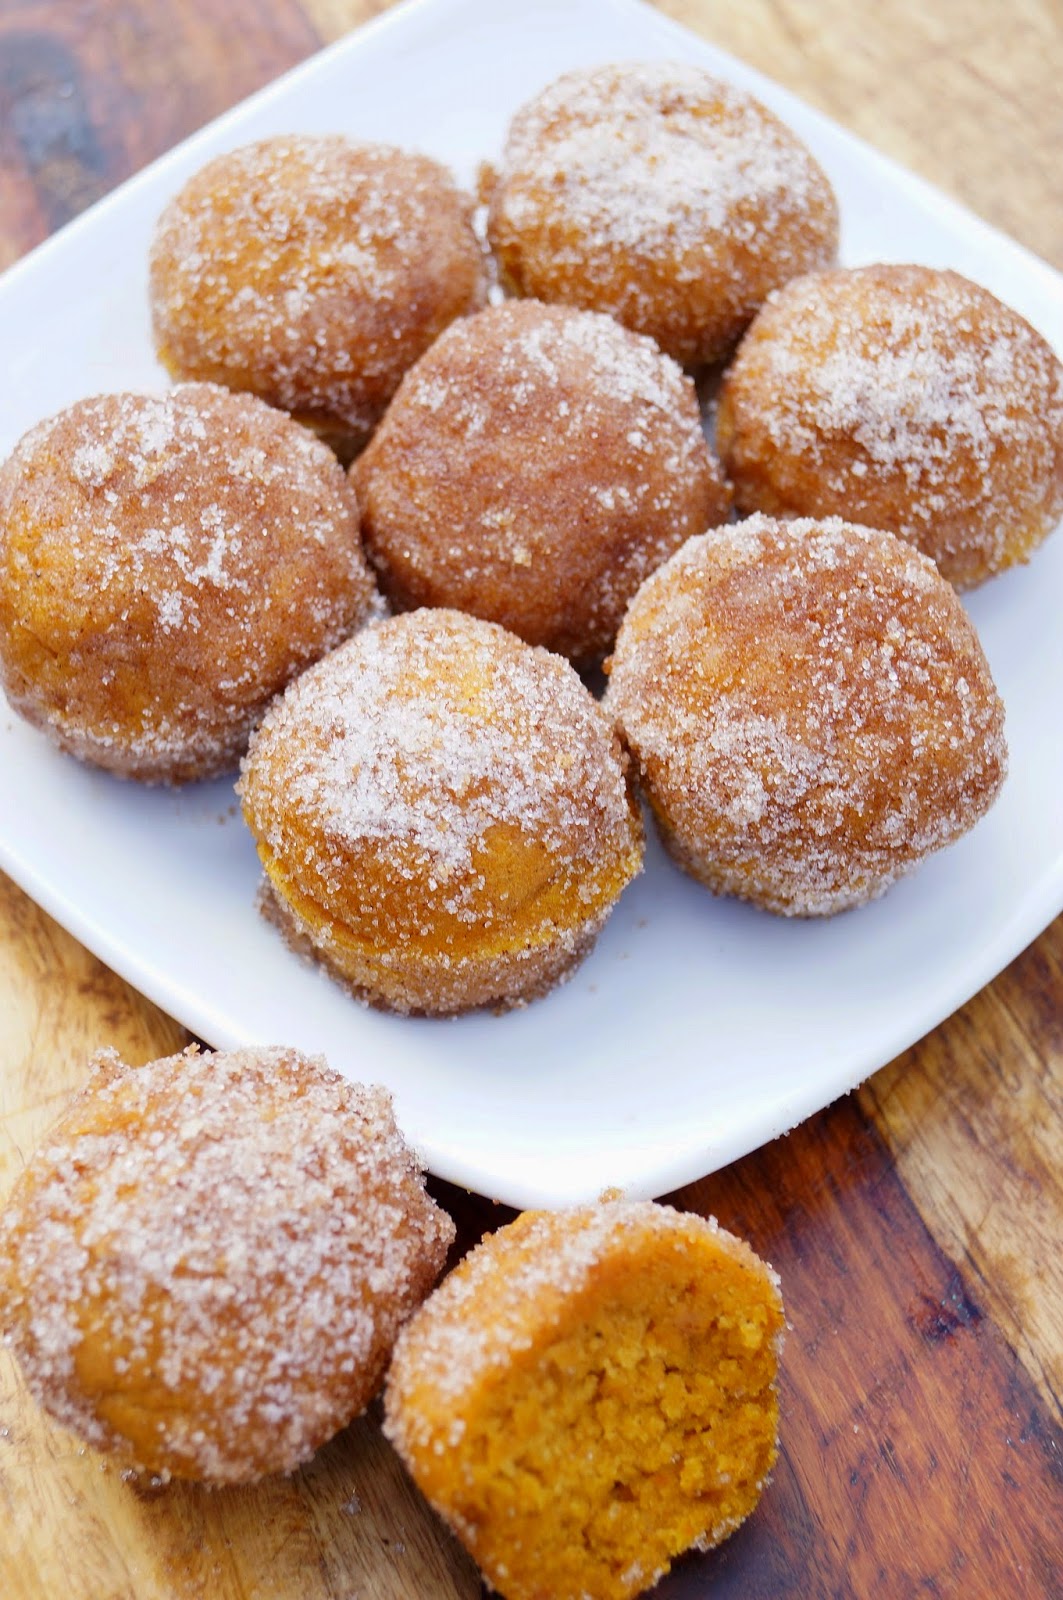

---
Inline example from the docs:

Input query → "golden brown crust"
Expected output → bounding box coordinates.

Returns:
[716,264,1063,587]
[0,384,376,782]
[238,609,644,1015]
[487,62,839,367]
[604,515,1007,915]
[149,136,488,454]
[256,874,606,1019]
[384,1198,784,1600]
[0,1045,454,1485]
[354,299,730,666]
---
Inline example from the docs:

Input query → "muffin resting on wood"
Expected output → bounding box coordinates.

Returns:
[384,1196,784,1600]
[0,1045,453,1484]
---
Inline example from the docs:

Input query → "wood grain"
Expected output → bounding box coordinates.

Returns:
[0,1,1061,1597]
[860,926,1063,1412]
[662,1102,1063,1597]
[0,0,321,268]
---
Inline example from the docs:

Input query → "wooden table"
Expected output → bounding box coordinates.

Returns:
[1,2,1061,1595]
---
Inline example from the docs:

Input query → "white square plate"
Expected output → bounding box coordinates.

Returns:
[1,0,1061,1209]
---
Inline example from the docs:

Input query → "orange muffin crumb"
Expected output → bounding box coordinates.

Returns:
[0,1045,453,1485]
[384,1198,783,1600]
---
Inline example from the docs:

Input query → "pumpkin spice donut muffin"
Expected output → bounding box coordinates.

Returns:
[0,1045,454,1485]
[354,299,730,666]
[384,1196,784,1600]
[239,608,644,1015]
[0,384,375,783]
[149,135,487,456]
[716,264,1063,587]
[486,60,839,368]
[605,515,1007,915]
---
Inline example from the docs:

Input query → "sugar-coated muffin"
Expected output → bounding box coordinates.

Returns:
[604,516,1007,915]
[238,609,644,1014]
[0,384,375,782]
[716,264,1063,587]
[149,136,487,456]
[0,1045,454,1484]
[354,300,730,666]
[384,1196,784,1600]
[486,61,838,367]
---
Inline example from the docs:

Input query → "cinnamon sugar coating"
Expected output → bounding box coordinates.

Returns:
[354,300,730,666]
[486,61,839,368]
[149,136,487,456]
[604,516,1007,915]
[238,609,644,1015]
[716,264,1063,587]
[0,1046,454,1485]
[384,1197,784,1600]
[0,384,375,783]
